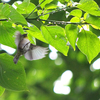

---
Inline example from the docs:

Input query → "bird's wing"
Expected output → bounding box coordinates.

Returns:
[15,31,22,46]
[24,45,48,60]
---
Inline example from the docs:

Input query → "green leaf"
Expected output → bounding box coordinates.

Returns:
[14,0,30,13]
[65,24,78,50]
[9,6,27,26]
[0,86,5,96]
[41,25,69,56]
[15,2,36,14]
[70,17,80,23]
[26,24,47,43]
[0,53,27,91]
[85,14,100,28]
[39,0,53,9]
[70,9,82,18]
[0,21,16,48]
[77,30,100,63]
[0,3,10,18]
[77,0,100,16]
[22,0,30,7]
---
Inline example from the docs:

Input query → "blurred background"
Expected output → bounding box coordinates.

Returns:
[0,0,100,100]
[1,41,100,100]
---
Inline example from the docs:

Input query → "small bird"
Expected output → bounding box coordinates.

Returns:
[13,31,48,64]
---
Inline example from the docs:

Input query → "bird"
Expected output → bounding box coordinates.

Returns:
[13,31,48,64]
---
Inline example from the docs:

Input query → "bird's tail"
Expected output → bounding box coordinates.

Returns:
[13,53,20,64]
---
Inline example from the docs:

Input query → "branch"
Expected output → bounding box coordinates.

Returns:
[0,19,8,21]
[0,17,89,26]
[0,6,88,26]
[28,18,89,25]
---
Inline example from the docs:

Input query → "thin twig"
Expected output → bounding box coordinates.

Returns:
[26,0,45,19]
[32,6,75,19]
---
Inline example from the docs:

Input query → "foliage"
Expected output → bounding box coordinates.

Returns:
[0,0,100,99]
